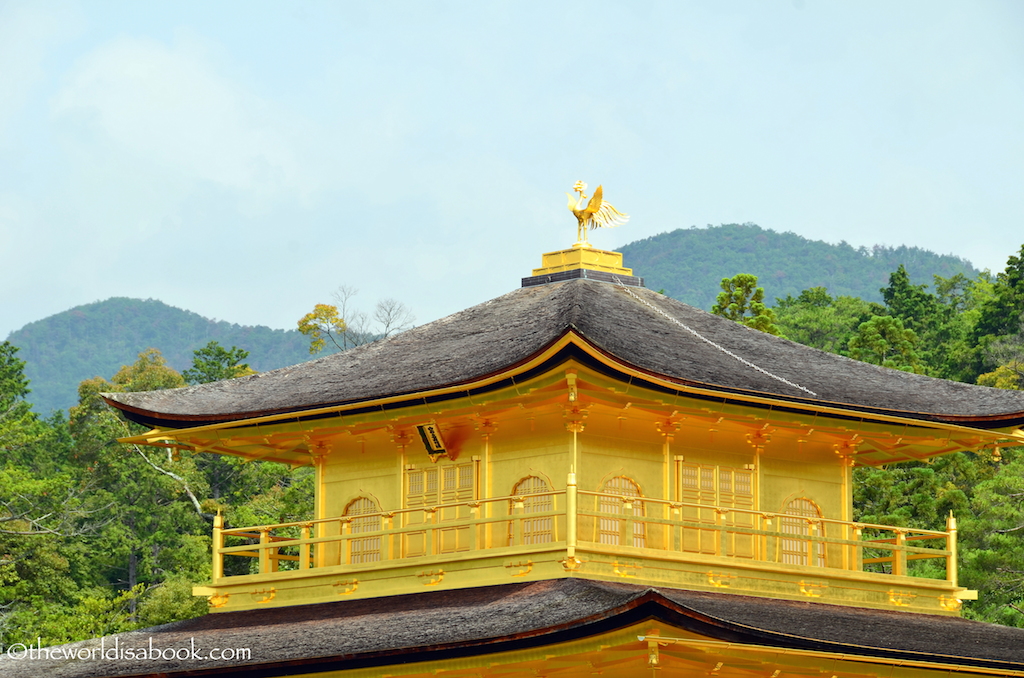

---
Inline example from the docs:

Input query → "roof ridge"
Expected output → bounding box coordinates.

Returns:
[566,276,585,330]
[612,278,818,398]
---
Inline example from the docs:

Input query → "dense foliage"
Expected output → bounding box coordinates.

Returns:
[711,273,781,335]
[0,342,313,648]
[622,223,978,311]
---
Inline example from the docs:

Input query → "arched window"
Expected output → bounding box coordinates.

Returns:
[599,476,646,548]
[511,476,553,544]
[344,497,381,564]
[781,498,825,567]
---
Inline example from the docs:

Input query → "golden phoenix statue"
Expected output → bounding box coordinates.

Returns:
[566,181,629,246]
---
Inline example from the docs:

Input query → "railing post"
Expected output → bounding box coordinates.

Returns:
[383,513,394,561]
[761,514,774,563]
[715,509,724,557]
[946,512,959,586]
[853,525,863,572]
[299,524,311,570]
[894,529,907,576]
[810,520,820,566]
[623,498,634,547]
[672,505,682,553]
[341,518,351,564]
[313,518,325,569]
[566,473,578,560]
[512,498,524,545]
[258,528,271,574]
[212,512,224,580]
[469,503,480,551]
[426,509,437,556]
[843,522,851,569]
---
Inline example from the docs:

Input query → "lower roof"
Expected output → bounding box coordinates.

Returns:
[6,580,1024,678]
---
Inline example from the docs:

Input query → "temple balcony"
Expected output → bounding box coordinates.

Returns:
[194,474,974,615]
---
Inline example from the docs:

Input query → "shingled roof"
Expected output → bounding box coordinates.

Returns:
[4,580,1024,678]
[104,279,1024,430]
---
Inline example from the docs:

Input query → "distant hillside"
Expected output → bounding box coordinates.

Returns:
[8,226,981,413]
[7,298,316,414]
[620,224,978,309]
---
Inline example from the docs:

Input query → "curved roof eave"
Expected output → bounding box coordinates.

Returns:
[108,330,1024,445]
[11,581,1024,678]
[100,280,1024,438]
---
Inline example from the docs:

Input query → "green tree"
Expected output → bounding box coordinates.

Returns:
[927,272,990,382]
[774,288,871,354]
[49,346,317,639]
[67,350,209,624]
[956,450,1024,624]
[712,273,781,335]
[976,244,1024,340]
[848,315,924,372]
[182,341,254,386]
[881,265,937,334]
[0,342,35,450]
[0,343,110,648]
[978,323,1024,390]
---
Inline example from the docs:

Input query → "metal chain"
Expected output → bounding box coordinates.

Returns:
[614,280,818,398]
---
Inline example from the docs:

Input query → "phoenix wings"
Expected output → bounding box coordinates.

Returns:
[566,182,629,245]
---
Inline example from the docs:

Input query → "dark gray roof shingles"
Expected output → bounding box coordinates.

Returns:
[5,580,1024,678]
[103,280,1024,426]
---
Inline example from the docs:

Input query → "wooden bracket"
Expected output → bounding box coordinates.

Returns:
[560,555,583,571]
[745,425,774,451]
[656,418,682,440]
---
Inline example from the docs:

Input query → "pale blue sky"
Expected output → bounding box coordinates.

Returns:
[2,0,1023,339]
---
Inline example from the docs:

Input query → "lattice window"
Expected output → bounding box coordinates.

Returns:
[781,498,825,567]
[598,476,646,548]
[511,476,553,544]
[404,462,476,556]
[677,462,755,558]
[344,497,381,564]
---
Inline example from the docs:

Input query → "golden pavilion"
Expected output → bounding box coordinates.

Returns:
[14,208,1024,677]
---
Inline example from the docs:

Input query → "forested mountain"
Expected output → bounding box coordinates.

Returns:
[621,224,978,309]
[5,224,982,414]
[7,298,314,413]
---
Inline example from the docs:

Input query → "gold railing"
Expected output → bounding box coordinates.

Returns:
[211,481,957,586]
[575,491,956,581]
